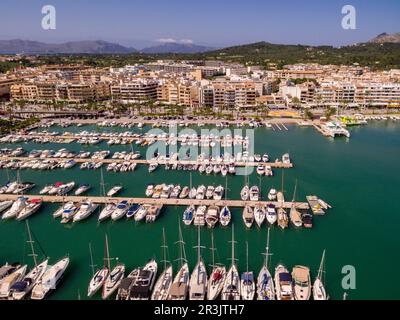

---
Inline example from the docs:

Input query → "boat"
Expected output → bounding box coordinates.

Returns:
[189,187,197,199]
[57,182,75,196]
[207,233,226,300]
[53,201,74,218]
[256,165,265,176]
[60,203,79,224]
[183,205,195,226]
[282,153,291,165]
[266,204,277,225]
[134,205,148,222]
[213,185,224,200]
[0,265,27,299]
[194,205,206,227]
[102,235,125,300]
[205,185,215,199]
[151,229,173,300]
[277,207,289,229]
[145,184,155,197]
[242,206,254,229]
[240,185,250,201]
[126,204,140,219]
[74,184,91,196]
[0,200,13,214]
[167,224,189,300]
[146,205,162,223]
[98,203,116,222]
[249,186,260,201]
[268,189,277,201]
[48,182,63,195]
[274,264,294,300]
[129,259,158,300]
[302,213,313,228]
[257,228,275,301]
[111,200,129,221]
[196,185,206,200]
[87,260,108,298]
[313,250,328,300]
[219,206,231,227]
[148,163,158,173]
[205,206,219,228]
[39,185,52,195]
[221,226,240,300]
[290,181,302,228]
[31,257,69,300]
[179,186,189,199]
[254,205,266,227]
[292,266,311,300]
[107,185,123,197]
[73,200,99,222]
[0,264,20,281]
[189,227,208,300]
[16,199,42,221]
[240,242,255,300]
[2,196,28,220]
[11,259,48,300]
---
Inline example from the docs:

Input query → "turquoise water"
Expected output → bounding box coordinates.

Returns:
[0,121,399,300]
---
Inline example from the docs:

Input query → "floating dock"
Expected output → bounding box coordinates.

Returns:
[0,194,310,210]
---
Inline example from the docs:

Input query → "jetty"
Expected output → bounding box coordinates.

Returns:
[0,194,309,210]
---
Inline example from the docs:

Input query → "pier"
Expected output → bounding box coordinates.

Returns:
[0,156,294,169]
[0,194,310,210]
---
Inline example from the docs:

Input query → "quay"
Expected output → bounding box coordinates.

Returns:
[0,194,310,210]
[0,156,294,168]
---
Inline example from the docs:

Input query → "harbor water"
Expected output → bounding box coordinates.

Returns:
[0,121,399,300]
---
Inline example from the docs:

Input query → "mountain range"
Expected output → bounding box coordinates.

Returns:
[0,32,399,55]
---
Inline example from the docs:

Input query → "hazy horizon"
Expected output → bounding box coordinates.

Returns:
[0,0,399,49]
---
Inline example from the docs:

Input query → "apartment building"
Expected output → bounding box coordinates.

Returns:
[111,79,158,103]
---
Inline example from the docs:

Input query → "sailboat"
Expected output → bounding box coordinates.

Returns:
[167,222,190,300]
[189,226,207,300]
[87,242,109,298]
[219,177,231,227]
[257,228,275,300]
[242,206,254,229]
[102,235,125,300]
[10,221,48,300]
[254,204,266,227]
[221,225,240,300]
[313,250,328,300]
[151,228,173,300]
[207,232,226,300]
[290,180,302,228]
[98,168,115,222]
[240,241,255,300]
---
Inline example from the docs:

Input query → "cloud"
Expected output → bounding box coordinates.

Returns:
[156,38,194,44]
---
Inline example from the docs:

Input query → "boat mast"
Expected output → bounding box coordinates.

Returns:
[26,220,38,267]
[245,241,249,273]
[317,249,326,282]
[89,242,96,277]
[160,227,169,272]
[104,234,111,271]
[264,227,272,269]
[209,231,216,270]
[291,179,298,209]
[176,222,187,268]
[229,224,237,267]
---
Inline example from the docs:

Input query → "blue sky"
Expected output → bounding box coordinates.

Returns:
[0,0,399,48]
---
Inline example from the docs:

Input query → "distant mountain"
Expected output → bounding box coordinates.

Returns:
[0,39,137,54]
[368,32,400,44]
[141,42,214,54]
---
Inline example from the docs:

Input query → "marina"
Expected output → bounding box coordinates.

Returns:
[0,121,399,300]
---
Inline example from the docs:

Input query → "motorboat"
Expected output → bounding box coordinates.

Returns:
[249,186,260,201]
[129,259,158,300]
[102,264,125,300]
[266,204,277,225]
[16,199,42,221]
[193,206,206,227]
[60,204,78,224]
[274,264,294,300]
[107,185,123,197]
[242,206,254,229]
[183,205,195,226]
[277,208,289,229]
[268,189,277,201]
[205,206,219,228]
[31,257,69,300]
[98,203,116,222]
[74,184,91,196]
[2,197,28,220]
[111,200,129,221]
[0,265,27,299]
[292,266,311,300]
[126,204,141,219]
[134,205,148,222]
[240,185,250,201]
[73,200,98,222]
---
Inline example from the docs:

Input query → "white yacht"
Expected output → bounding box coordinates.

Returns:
[242,206,254,229]
[11,260,48,300]
[102,264,125,300]
[292,266,311,300]
[16,199,42,221]
[88,267,109,298]
[240,242,255,300]
[53,201,74,218]
[111,200,129,221]
[221,227,240,301]
[107,185,123,197]
[134,205,148,222]
[240,185,250,201]
[257,228,275,301]
[254,205,266,227]
[0,200,13,214]
[268,188,277,201]
[31,257,69,300]
[189,228,207,300]
[194,206,206,227]
[274,264,294,300]
[205,206,219,228]
[313,250,328,300]
[266,204,277,225]
[0,265,27,299]
[249,186,260,201]
[2,197,28,220]
[73,200,99,222]
[74,184,91,196]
